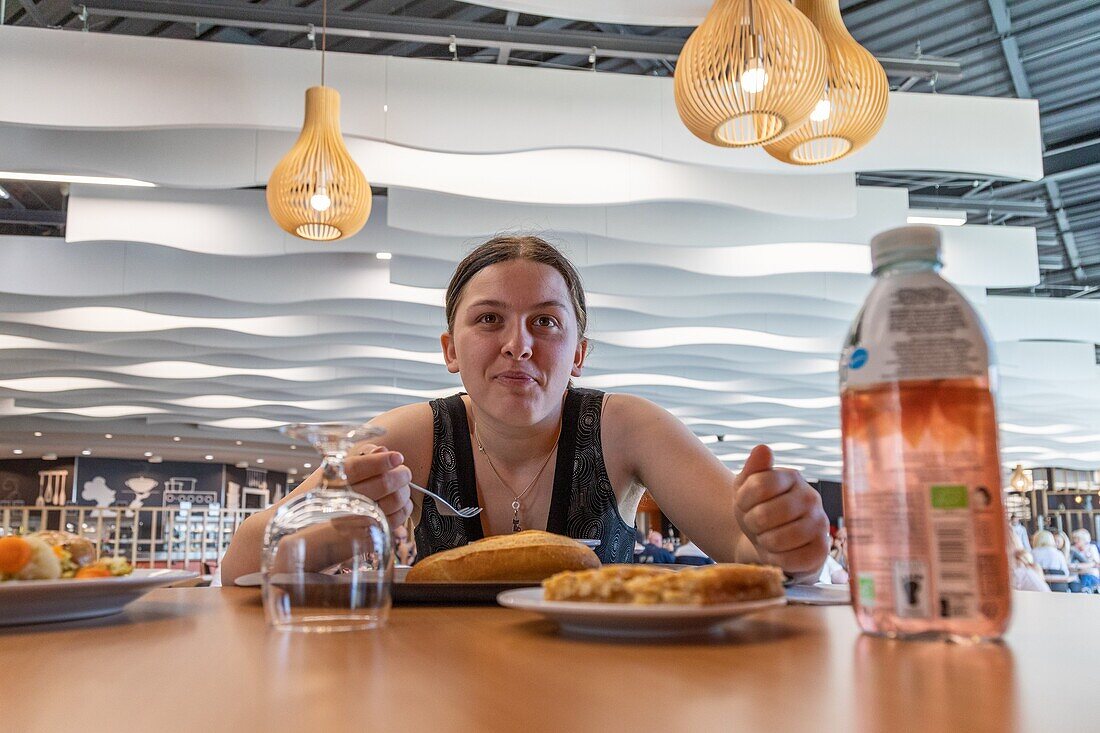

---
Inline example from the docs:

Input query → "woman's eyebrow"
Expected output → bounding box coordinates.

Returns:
[466,299,507,310]
[465,299,568,310]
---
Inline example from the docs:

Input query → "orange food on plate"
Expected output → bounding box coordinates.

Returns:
[0,536,32,574]
[74,566,113,579]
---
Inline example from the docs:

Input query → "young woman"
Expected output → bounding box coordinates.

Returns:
[221,236,829,584]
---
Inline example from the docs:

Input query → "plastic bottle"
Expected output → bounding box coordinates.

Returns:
[839,225,1011,641]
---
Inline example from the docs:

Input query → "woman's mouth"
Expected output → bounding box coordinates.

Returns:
[495,371,538,385]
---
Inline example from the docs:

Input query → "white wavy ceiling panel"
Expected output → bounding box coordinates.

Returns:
[0,25,1042,180]
[2,126,846,212]
[386,186,906,244]
[65,187,1038,289]
[461,1,709,26]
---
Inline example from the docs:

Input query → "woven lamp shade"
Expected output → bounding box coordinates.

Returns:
[674,0,829,148]
[763,0,889,165]
[267,86,371,241]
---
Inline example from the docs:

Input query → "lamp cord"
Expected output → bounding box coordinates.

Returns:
[321,0,327,87]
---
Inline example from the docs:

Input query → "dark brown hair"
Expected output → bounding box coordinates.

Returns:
[444,235,588,339]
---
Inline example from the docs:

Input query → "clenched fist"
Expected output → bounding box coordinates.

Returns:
[734,444,829,578]
[343,443,414,529]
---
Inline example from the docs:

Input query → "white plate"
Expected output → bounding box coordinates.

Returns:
[0,569,199,626]
[496,587,786,638]
[785,582,851,606]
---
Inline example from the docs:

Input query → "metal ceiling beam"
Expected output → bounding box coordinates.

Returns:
[16,0,47,26]
[987,0,1085,282]
[1044,136,1100,179]
[0,209,65,226]
[497,10,517,65]
[80,0,962,77]
[907,194,1047,217]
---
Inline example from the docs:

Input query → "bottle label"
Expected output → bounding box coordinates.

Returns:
[929,484,979,618]
[892,560,930,618]
[841,270,989,388]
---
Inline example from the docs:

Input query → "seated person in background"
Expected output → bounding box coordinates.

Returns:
[830,526,848,570]
[220,236,828,585]
[635,529,676,564]
[818,543,849,585]
[1070,529,1100,592]
[394,522,417,566]
[674,536,716,566]
[1031,530,1071,588]
[1010,532,1050,592]
[1009,515,1031,553]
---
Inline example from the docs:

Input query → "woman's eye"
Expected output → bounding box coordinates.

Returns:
[477,313,499,324]
[534,316,559,328]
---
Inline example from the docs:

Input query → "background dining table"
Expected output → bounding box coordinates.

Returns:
[1,587,1090,732]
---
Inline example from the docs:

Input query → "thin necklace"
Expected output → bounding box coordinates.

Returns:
[473,417,562,533]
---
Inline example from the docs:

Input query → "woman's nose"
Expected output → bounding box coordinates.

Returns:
[502,322,533,359]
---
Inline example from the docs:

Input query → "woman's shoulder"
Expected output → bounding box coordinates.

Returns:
[599,391,668,429]
[360,402,435,484]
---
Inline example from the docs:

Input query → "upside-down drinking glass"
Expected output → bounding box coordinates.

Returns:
[262,422,393,632]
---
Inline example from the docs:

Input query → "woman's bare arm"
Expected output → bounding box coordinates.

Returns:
[604,394,828,575]
[219,402,433,585]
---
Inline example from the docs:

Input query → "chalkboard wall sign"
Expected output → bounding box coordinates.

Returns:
[73,458,225,509]
[0,459,78,507]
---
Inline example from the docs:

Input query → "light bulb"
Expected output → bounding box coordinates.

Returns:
[810,98,832,122]
[310,188,332,212]
[739,60,768,93]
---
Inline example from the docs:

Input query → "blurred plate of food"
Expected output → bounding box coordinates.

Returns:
[0,530,197,625]
[0,569,198,626]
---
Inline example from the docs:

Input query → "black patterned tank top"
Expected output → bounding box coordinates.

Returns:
[413,387,635,564]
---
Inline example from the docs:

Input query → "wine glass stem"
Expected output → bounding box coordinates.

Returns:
[320,452,349,489]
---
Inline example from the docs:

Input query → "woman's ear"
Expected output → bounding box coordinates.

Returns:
[441,332,461,374]
[571,338,589,377]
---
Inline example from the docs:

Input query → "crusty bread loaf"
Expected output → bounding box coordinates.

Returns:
[543,563,785,604]
[405,530,600,582]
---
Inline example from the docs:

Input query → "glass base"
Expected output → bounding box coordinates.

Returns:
[271,612,388,633]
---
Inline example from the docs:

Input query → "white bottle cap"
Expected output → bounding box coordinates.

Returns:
[870,225,942,272]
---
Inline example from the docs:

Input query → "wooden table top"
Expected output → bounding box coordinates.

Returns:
[2,588,1091,732]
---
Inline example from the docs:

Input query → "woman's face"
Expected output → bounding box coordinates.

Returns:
[442,259,587,427]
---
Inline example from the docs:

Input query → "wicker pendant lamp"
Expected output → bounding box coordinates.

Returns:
[266,0,370,241]
[763,0,889,165]
[674,0,829,148]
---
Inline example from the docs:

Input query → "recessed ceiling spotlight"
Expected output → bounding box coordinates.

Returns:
[33,432,42,437]
[204,455,214,461]
[81,450,91,455]
[143,452,153,457]
[172,436,181,442]
[256,458,265,464]
[376,252,393,260]
[303,463,312,469]
[288,467,298,476]
[12,449,23,455]
[148,456,163,464]
[235,440,243,446]
[104,434,113,439]
[290,445,296,450]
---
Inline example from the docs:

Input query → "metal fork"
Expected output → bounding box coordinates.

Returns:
[408,482,482,518]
